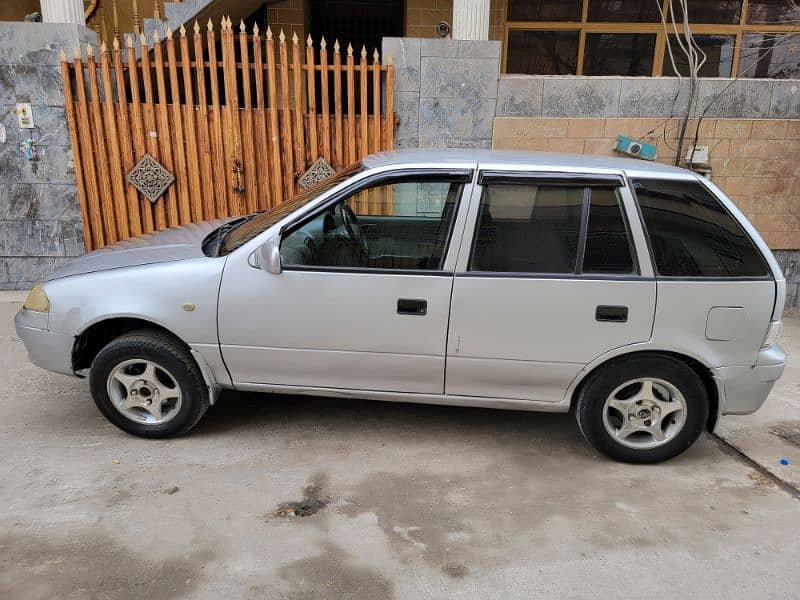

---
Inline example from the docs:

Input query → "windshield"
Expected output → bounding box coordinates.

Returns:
[220,161,365,254]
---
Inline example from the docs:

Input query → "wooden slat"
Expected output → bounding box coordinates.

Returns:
[86,46,118,243]
[112,40,142,237]
[333,40,343,168]
[152,31,179,228]
[206,19,229,218]
[305,35,318,162]
[239,21,257,214]
[291,32,305,186]
[278,30,294,199]
[319,37,331,163]
[251,24,271,210]
[71,52,104,248]
[265,27,283,206]
[166,28,191,224]
[179,24,203,222]
[359,46,368,160]
[98,42,130,239]
[371,49,380,155]
[221,17,243,215]
[193,21,216,221]
[126,35,154,233]
[139,32,167,229]
[385,59,394,151]
[60,54,92,252]
[346,44,355,165]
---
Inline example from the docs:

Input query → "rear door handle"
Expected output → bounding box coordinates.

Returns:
[596,305,628,322]
[398,298,427,316]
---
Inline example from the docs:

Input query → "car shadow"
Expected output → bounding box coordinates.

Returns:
[188,389,717,466]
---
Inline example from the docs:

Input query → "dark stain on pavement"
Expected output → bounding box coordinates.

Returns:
[277,541,393,600]
[0,529,212,600]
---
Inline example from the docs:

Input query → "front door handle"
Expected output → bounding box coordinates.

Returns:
[398,298,427,316]
[596,305,628,322]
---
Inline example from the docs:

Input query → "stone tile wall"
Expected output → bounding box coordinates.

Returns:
[382,37,501,149]
[775,250,800,308]
[0,22,92,289]
[496,76,800,120]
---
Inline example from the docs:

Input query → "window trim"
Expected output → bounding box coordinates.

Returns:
[629,175,773,281]
[503,0,799,77]
[465,178,640,278]
[478,171,624,187]
[279,168,473,276]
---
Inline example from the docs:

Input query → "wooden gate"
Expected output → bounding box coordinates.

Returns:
[60,18,395,251]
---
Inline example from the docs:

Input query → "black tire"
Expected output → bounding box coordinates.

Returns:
[89,329,209,438]
[575,354,708,463]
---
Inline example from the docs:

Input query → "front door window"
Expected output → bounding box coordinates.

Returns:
[281,178,465,271]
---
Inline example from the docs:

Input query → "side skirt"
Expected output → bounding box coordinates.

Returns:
[230,382,572,413]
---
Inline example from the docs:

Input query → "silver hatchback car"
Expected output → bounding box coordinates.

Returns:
[16,149,786,463]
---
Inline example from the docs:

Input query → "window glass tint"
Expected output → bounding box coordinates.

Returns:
[280,179,462,271]
[747,0,800,23]
[738,33,800,79]
[508,0,582,21]
[663,35,735,77]
[582,188,635,274]
[507,30,579,75]
[469,184,583,273]
[633,179,768,277]
[583,33,656,76]
[587,0,661,22]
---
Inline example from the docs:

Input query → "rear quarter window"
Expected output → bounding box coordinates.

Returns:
[632,178,769,278]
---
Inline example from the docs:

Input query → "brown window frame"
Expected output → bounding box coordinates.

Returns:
[502,0,799,77]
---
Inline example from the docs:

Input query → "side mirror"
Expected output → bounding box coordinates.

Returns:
[258,236,282,275]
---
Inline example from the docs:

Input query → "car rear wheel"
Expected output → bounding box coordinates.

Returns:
[575,355,708,463]
[89,329,209,438]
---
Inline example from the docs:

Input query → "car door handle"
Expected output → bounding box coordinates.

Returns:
[596,305,628,322]
[397,298,427,316]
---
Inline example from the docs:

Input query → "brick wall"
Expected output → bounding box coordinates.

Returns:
[266,0,306,42]
[406,0,505,40]
[492,117,800,250]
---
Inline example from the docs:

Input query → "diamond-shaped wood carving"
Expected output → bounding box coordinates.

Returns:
[298,157,336,190]
[127,153,175,202]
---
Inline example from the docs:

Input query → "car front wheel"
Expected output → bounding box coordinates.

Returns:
[89,329,209,438]
[575,355,708,463]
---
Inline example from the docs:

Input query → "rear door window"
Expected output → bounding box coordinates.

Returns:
[469,184,584,273]
[583,187,635,274]
[632,178,769,277]
[468,179,636,275]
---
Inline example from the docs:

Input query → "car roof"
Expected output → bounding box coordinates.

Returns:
[363,148,694,178]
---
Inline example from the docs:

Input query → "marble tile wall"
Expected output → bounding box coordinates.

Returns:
[0,22,93,289]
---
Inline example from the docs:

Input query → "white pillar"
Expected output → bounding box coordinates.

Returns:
[40,0,85,25]
[452,0,490,41]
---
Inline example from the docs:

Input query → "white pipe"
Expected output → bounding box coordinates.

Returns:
[40,0,86,25]
[452,0,490,41]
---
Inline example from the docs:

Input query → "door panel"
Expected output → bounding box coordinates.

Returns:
[446,277,656,400]
[219,267,454,393]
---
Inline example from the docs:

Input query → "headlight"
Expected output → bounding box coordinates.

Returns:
[23,284,50,313]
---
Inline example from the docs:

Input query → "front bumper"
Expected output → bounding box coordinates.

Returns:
[15,309,75,376]
[713,344,786,415]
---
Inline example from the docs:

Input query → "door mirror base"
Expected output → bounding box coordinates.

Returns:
[257,236,282,274]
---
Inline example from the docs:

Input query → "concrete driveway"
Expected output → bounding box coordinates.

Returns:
[1,293,798,599]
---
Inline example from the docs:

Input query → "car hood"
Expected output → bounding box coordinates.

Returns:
[48,219,227,280]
